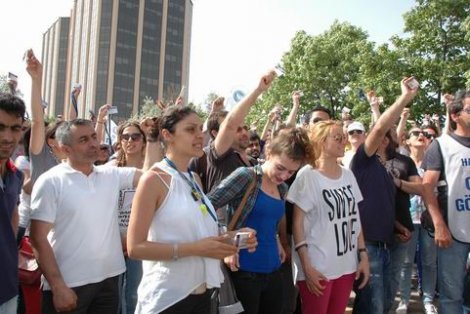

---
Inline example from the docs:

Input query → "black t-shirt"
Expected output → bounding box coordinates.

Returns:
[350,144,396,243]
[189,142,256,193]
[385,153,419,232]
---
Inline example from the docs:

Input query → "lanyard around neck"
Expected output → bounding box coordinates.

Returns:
[163,157,218,224]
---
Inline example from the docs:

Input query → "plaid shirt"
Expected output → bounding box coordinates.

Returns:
[208,164,288,230]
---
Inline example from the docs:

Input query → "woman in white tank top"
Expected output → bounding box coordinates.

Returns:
[127,106,256,313]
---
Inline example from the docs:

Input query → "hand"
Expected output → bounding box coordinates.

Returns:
[303,264,328,296]
[211,97,225,112]
[175,96,184,106]
[156,99,167,111]
[224,253,239,271]
[196,236,238,259]
[355,254,370,289]
[400,108,410,119]
[140,117,160,142]
[434,222,452,248]
[233,227,258,253]
[432,113,440,122]
[25,49,43,81]
[292,91,302,106]
[52,285,78,312]
[256,70,276,93]
[443,93,454,107]
[397,229,412,242]
[400,77,419,100]
[97,104,111,122]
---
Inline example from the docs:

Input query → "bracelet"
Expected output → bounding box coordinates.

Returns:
[295,243,308,252]
[358,247,368,254]
[97,120,105,124]
[172,243,179,261]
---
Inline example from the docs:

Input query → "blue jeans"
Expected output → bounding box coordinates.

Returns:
[384,237,409,313]
[120,257,142,314]
[438,240,470,314]
[353,242,391,314]
[398,225,437,305]
[0,295,17,314]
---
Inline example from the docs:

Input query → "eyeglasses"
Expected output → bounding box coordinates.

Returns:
[121,133,143,141]
[348,130,363,135]
[330,134,346,143]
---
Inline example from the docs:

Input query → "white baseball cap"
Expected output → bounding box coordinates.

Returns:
[347,121,365,133]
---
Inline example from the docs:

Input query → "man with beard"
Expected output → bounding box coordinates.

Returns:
[29,119,157,313]
[246,132,262,160]
[0,93,26,313]
[195,72,275,194]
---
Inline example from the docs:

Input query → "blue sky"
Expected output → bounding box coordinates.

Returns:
[0,0,415,110]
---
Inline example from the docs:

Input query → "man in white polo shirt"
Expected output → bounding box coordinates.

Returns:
[29,119,150,314]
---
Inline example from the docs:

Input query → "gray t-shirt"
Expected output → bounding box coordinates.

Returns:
[30,144,58,185]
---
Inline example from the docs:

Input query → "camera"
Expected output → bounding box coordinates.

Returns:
[233,232,251,249]
[407,78,420,90]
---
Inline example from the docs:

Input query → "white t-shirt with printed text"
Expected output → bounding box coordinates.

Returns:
[287,165,363,280]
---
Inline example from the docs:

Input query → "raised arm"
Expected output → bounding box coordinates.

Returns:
[26,50,46,155]
[285,91,302,127]
[396,108,410,143]
[214,71,276,156]
[364,78,418,157]
[94,104,111,144]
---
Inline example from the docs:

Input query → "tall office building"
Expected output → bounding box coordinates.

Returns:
[43,0,192,120]
[41,17,70,117]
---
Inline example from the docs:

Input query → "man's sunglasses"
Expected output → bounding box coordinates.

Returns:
[348,130,363,136]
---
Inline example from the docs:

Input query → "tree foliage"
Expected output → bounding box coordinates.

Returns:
[246,1,470,128]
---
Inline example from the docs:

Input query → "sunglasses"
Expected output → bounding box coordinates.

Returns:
[348,130,363,135]
[100,146,109,151]
[409,130,434,139]
[121,133,143,141]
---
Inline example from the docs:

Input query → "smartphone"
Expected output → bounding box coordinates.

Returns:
[108,106,118,115]
[407,78,420,90]
[274,65,284,77]
[234,232,251,249]
[298,91,304,97]
[8,72,18,83]
[178,85,186,98]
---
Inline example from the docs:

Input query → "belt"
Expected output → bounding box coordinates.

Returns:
[365,240,389,249]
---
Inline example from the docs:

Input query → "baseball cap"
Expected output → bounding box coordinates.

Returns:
[347,121,365,133]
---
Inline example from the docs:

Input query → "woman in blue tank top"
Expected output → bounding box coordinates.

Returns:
[209,127,310,314]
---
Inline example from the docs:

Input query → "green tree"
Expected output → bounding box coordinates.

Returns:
[392,0,470,112]
[250,22,377,125]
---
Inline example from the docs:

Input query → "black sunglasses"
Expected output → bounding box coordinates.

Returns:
[348,130,363,135]
[121,133,143,141]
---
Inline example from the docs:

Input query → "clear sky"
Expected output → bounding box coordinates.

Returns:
[0,0,415,110]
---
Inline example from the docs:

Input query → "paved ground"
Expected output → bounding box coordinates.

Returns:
[345,289,433,313]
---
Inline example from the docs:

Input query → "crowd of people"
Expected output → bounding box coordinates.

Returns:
[1,48,470,314]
